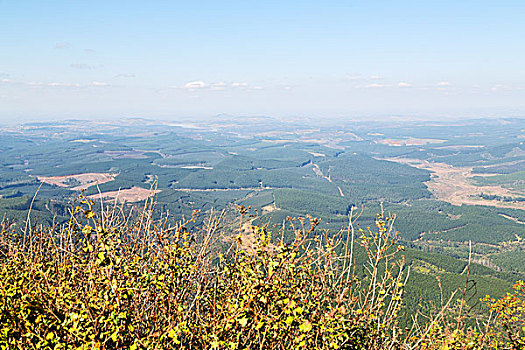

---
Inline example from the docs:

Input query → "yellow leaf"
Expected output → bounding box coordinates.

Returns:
[299,320,312,332]
[168,328,177,339]
[286,315,294,325]
[238,317,249,327]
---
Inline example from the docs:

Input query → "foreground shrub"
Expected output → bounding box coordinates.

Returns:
[484,280,525,349]
[0,197,522,349]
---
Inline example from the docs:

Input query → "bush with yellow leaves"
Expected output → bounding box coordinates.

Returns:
[0,196,522,349]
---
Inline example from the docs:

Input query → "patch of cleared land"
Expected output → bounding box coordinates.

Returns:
[70,139,94,143]
[308,151,326,157]
[262,203,279,214]
[179,165,213,169]
[378,138,447,147]
[37,173,117,191]
[312,163,331,182]
[385,158,525,210]
[88,186,160,203]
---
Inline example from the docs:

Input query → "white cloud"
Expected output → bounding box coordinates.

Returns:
[49,82,82,87]
[115,73,136,78]
[91,81,109,87]
[1,77,112,89]
[70,63,98,70]
[55,42,71,49]
[491,84,524,91]
[398,82,413,88]
[24,81,82,88]
[184,81,207,90]
[365,83,390,88]
[370,75,383,80]
[210,82,227,90]
[437,81,450,86]
[346,74,363,81]
[179,80,253,91]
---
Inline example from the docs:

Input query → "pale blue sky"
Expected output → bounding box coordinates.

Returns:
[1,1,524,121]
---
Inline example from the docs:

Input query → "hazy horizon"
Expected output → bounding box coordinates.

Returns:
[2,1,525,121]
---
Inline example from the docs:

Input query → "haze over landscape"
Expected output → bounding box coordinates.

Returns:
[2,2,525,349]
[1,0,525,121]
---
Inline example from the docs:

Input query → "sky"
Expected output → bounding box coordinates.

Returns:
[1,0,525,122]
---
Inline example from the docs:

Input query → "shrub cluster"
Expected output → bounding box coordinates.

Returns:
[0,197,523,349]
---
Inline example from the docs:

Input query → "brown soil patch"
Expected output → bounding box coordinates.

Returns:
[89,186,160,203]
[262,203,278,214]
[384,158,525,210]
[37,173,117,191]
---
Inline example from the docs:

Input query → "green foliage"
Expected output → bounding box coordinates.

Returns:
[0,200,419,349]
[0,198,524,349]
[484,280,525,349]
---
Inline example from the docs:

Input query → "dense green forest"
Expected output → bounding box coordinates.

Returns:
[1,117,524,321]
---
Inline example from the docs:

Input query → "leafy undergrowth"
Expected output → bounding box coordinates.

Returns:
[0,196,523,349]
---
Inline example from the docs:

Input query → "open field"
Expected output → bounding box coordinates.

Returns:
[88,186,160,203]
[385,158,525,210]
[36,173,117,190]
